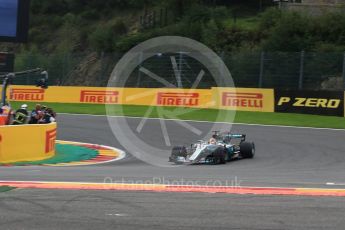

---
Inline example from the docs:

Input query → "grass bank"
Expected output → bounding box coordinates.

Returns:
[10,102,345,129]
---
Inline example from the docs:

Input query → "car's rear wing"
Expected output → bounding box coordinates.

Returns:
[224,133,246,142]
[212,131,246,142]
[229,134,246,141]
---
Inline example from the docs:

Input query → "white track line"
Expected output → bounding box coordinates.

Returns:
[1,180,344,191]
[326,182,345,186]
[59,113,345,132]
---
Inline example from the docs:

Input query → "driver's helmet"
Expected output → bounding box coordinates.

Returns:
[209,137,217,145]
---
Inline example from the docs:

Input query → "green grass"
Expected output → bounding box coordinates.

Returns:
[2,143,98,166]
[0,186,15,193]
[10,101,345,129]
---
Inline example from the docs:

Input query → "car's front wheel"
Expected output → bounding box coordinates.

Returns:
[169,146,187,162]
[210,147,227,164]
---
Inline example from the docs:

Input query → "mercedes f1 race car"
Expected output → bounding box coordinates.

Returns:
[169,131,255,165]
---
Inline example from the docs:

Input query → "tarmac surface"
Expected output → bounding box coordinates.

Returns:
[1,114,345,229]
[1,189,345,230]
[1,114,345,188]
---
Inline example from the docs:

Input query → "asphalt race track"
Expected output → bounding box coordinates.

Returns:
[1,189,345,230]
[1,114,345,188]
[1,114,345,229]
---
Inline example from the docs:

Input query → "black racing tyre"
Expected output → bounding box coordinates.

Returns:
[169,146,187,162]
[206,155,220,165]
[213,147,226,164]
[240,142,255,159]
[205,155,213,164]
[171,146,187,157]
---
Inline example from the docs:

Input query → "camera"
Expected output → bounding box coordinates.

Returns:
[36,71,49,89]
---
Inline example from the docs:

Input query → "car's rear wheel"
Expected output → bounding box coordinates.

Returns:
[240,142,255,158]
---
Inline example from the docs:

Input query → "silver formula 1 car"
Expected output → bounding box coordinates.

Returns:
[169,131,255,165]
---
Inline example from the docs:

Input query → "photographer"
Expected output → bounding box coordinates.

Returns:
[12,104,29,125]
[38,108,56,124]
[29,104,43,124]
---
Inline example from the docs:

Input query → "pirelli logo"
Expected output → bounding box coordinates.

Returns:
[157,92,199,106]
[80,90,119,104]
[45,128,57,153]
[222,92,263,108]
[10,88,45,101]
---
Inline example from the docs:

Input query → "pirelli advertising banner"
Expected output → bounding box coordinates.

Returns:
[0,123,56,163]
[212,87,275,112]
[7,86,120,104]
[5,86,214,109]
[121,88,213,108]
[275,90,344,117]
[5,85,275,112]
